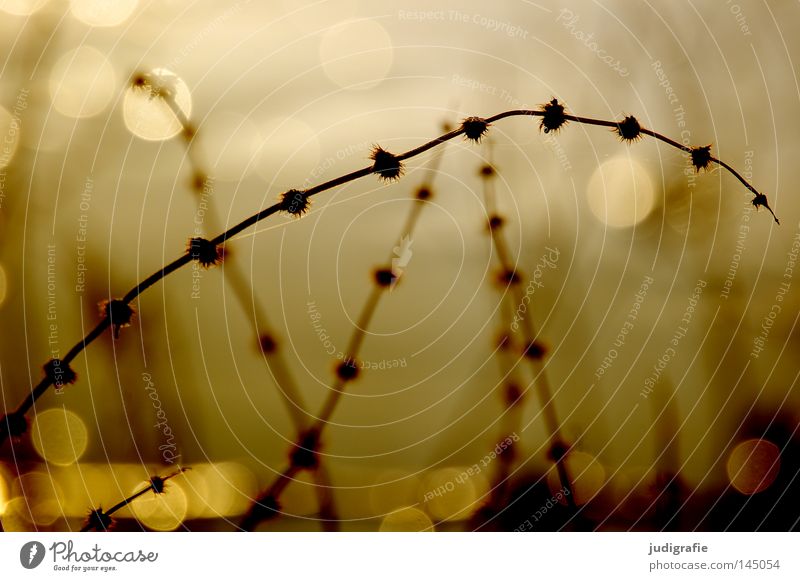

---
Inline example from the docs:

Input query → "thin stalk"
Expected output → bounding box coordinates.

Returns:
[80,468,187,532]
[1,102,776,452]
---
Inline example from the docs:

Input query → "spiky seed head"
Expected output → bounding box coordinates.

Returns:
[43,358,77,388]
[336,359,360,381]
[548,441,570,462]
[101,299,134,339]
[252,495,281,522]
[461,117,489,142]
[690,145,713,171]
[505,383,523,407]
[1,412,28,440]
[150,476,167,494]
[498,269,521,286]
[616,116,642,142]
[188,237,223,268]
[374,268,395,288]
[370,146,403,181]
[289,429,321,470]
[259,334,277,354]
[85,508,113,531]
[488,215,504,231]
[523,340,547,360]
[540,98,567,134]
[279,189,311,217]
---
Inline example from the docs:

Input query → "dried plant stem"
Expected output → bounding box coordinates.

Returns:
[80,468,187,532]
[1,101,776,459]
[241,147,447,530]
[478,150,575,513]
[163,85,338,527]
[478,153,528,511]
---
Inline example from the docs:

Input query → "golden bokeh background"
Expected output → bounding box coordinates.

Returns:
[0,0,799,531]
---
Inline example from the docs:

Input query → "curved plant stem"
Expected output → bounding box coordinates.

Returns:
[1,101,777,459]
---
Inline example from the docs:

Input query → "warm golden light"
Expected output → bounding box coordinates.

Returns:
[49,46,116,119]
[70,0,138,27]
[422,466,487,522]
[0,466,9,515]
[319,20,393,89]
[369,469,422,516]
[129,478,188,530]
[12,471,65,525]
[727,439,781,495]
[257,116,320,187]
[587,156,655,227]
[0,263,7,307]
[201,112,262,182]
[379,506,434,531]
[123,68,191,141]
[31,408,89,466]
[183,462,258,518]
[547,451,606,506]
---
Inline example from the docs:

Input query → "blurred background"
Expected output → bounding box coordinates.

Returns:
[1,0,799,531]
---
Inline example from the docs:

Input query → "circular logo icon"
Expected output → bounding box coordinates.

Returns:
[20,541,46,569]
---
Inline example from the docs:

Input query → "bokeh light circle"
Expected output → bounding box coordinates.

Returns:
[379,506,434,531]
[422,467,487,522]
[727,439,781,495]
[70,0,138,27]
[123,68,192,141]
[547,451,606,506]
[319,20,393,89]
[129,479,188,530]
[0,263,7,307]
[201,112,262,182]
[0,0,48,15]
[49,46,116,119]
[257,116,320,187]
[31,408,89,466]
[587,156,655,227]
